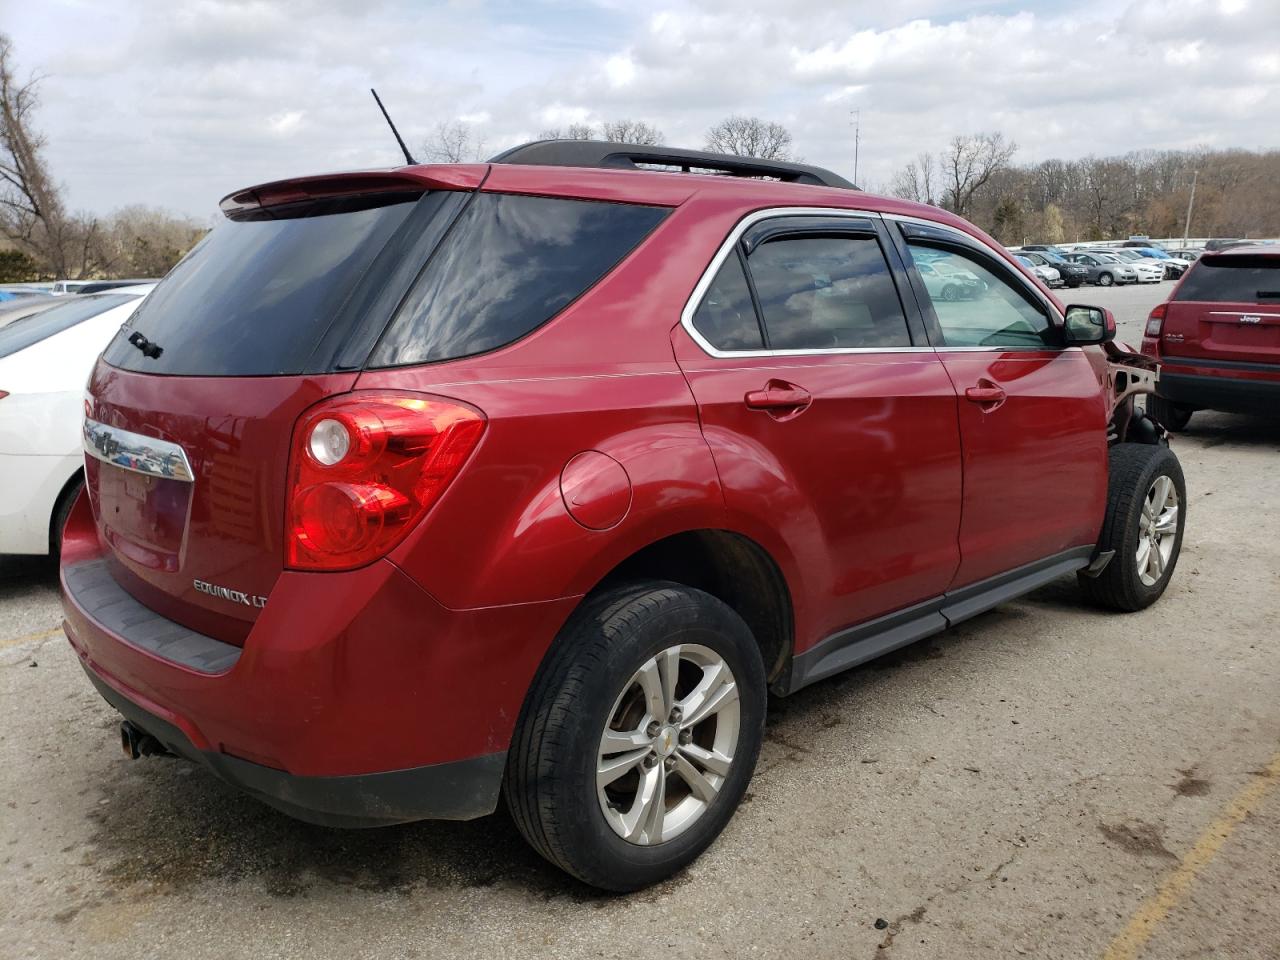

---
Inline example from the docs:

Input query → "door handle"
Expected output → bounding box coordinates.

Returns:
[964,380,1006,410]
[745,380,812,418]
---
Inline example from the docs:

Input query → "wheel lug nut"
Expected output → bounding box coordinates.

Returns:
[669,708,682,723]
[646,721,661,737]
[664,756,676,771]
[679,729,692,745]
[644,754,658,769]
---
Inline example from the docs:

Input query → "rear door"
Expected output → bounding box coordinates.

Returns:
[889,219,1107,588]
[1162,252,1280,365]
[673,213,963,639]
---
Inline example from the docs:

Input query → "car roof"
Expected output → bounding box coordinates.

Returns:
[1205,244,1280,258]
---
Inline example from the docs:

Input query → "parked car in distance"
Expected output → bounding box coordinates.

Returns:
[60,142,1184,892]
[1166,249,1201,262]
[1015,254,1063,288]
[915,257,984,300]
[0,294,61,331]
[76,279,159,295]
[1142,245,1280,428]
[1126,247,1189,279]
[1086,248,1164,283]
[0,287,154,557]
[1018,243,1072,257]
[1018,250,1090,288]
[49,280,96,295]
[1063,251,1138,286]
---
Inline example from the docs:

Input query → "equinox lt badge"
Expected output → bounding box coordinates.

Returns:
[194,579,268,608]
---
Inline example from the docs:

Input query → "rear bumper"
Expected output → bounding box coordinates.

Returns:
[1157,362,1280,416]
[82,661,506,827]
[59,490,579,825]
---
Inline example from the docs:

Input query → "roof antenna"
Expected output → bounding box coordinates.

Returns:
[370,88,417,165]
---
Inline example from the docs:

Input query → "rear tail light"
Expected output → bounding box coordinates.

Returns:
[1145,302,1168,337]
[286,392,485,571]
[0,390,8,401]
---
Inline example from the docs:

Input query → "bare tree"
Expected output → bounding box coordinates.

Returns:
[421,119,487,163]
[891,152,938,205]
[940,132,1017,216]
[537,123,596,141]
[0,33,96,278]
[599,119,664,144]
[100,205,206,278]
[704,116,794,160]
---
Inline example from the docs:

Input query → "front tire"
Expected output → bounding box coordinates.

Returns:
[1147,395,1193,431]
[505,583,766,891]
[1098,272,1114,286]
[1079,444,1186,612]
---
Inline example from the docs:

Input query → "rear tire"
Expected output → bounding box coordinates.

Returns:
[1147,395,1193,431]
[1078,444,1186,612]
[49,476,83,557]
[505,582,766,891]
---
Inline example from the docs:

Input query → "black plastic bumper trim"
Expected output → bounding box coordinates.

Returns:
[1157,371,1280,416]
[64,559,241,675]
[82,663,506,827]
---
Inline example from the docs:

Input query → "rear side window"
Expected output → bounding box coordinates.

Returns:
[370,194,667,367]
[101,194,420,375]
[1175,256,1280,303]
[0,293,135,359]
[747,235,911,349]
[691,254,764,351]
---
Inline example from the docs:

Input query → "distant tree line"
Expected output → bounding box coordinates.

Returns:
[892,132,1280,244]
[0,34,206,281]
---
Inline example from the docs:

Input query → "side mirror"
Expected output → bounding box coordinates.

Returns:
[1063,304,1116,345]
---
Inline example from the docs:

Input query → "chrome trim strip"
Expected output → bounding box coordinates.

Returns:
[1207,311,1280,319]
[679,206,902,359]
[82,418,195,482]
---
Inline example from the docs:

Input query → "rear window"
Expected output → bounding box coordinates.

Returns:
[369,193,667,367]
[101,194,420,376]
[1175,256,1280,303]
[0,293,135,359]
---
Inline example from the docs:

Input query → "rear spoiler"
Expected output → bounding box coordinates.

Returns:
[219,165,488,219]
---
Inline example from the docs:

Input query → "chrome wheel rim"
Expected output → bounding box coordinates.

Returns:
[1137,474,1179,587]
[596,644,740,846]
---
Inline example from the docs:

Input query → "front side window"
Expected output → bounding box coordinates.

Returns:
[746,235,911,350]
[908,242,1055,348]
[691,253,764,351]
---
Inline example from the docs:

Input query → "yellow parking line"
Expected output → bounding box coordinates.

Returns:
[1102,750,1280,960]
[0,626,64,651]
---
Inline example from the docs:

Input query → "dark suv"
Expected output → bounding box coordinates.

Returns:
[61,142,1186,891]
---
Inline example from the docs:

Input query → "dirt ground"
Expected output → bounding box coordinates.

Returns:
[2,281,1277,959]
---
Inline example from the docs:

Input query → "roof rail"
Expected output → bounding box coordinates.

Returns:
[488,140,857,190]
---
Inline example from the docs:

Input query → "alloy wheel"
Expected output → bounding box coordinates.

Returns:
[596,643,740,845]
[1137,474,1179,586]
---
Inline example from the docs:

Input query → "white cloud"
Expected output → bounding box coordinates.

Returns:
[4,0,1279,215]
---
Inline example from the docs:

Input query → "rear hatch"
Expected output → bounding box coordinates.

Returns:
[83,173,477,644]
[1163,251,1280,364]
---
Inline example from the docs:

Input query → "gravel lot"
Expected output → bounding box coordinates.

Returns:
[3,280,1278,960]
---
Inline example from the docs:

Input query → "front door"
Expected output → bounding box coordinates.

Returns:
[673,216,964,643]
[892,222,1107,589]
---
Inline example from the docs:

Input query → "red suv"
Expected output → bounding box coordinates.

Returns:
[1142,246,1280,429]
[61,142,1186,891]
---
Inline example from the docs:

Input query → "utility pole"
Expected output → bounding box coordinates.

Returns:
[850,109,861,186]
[1182,169,1198,245]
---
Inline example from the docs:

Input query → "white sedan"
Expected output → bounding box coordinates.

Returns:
[0,286,154,555]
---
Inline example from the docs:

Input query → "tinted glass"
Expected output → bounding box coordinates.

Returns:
[0,293,135,359]
[1174,256,1280,302]
[909,242,1054,348]
[101,195,419,375]
[692,253,764,351]
[746,235,910,349]
[371,193,667,367]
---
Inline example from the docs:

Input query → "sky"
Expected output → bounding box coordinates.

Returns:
[3,0,1278,220]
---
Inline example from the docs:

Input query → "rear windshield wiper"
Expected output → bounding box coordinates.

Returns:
[1257,290,1280,299]
[127,330,163,359]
